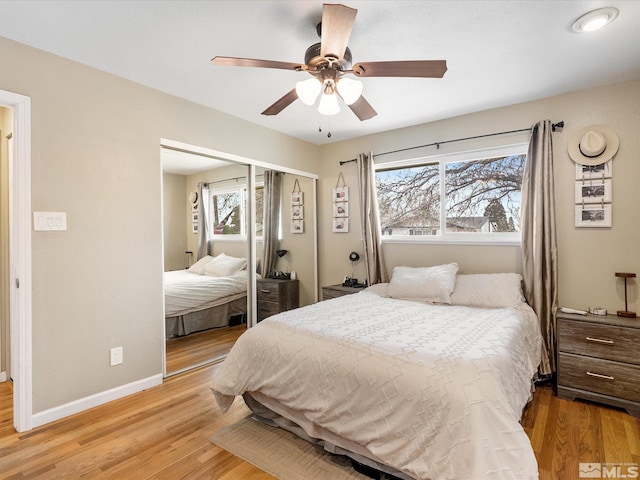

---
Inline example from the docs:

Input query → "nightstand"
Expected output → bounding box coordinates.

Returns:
[257,278,299,322]
[556,311,640,416]
[321,284,363,301]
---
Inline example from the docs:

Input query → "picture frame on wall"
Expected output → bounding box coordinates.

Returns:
[575,204,612,228]
[291,219,304,234]
[574,179,612,204]
[292,205,304,220]
[332,217,349,233]
[575,161,612,180]
[333,202,348,218]
[333,186,349,202]
[291,192,304,206]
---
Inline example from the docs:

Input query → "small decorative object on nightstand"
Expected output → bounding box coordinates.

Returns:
[615,272,636,318]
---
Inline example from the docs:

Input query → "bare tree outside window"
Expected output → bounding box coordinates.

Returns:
[375,153,525,236]
[212,191,241,235]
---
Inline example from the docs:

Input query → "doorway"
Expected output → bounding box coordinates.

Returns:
[0,89,32,433]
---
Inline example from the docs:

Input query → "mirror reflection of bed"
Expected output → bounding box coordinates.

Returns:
[162,150,251,376]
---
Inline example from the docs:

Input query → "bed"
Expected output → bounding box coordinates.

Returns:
[212,265,542,480]
[164,254,248,338]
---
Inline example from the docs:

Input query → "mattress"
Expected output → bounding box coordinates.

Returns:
[163,269,248,317]
[212,288,542,480]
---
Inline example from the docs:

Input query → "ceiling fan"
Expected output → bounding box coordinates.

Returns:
[211,3,447,121]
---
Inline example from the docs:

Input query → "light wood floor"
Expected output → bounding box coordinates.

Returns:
[166,325,246,375]
[1,372,639,479]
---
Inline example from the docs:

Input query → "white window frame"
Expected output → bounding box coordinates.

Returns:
[209,182,265,242]
[375,143,527,246]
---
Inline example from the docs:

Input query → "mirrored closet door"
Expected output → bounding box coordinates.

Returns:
[161,141,318,377]
[162,148,250,376]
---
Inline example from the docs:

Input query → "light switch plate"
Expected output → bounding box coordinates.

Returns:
[33,212,67,231]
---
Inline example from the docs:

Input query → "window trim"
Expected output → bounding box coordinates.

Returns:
[375,143,527,246]
[208,181,265,242]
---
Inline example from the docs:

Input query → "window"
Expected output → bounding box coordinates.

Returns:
[375,144,526,243]
[209,184,264,238]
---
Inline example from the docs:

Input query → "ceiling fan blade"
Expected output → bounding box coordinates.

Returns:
[320,4,357,60]
[261,89,299,116]
[348,95,377,121]
[352,60,447,78]
[212,56,307,72]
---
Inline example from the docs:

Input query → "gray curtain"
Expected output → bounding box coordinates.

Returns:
[260,170,282,278]
[356,152,389,285]
[521,119,558,376]
[196,182,210,260]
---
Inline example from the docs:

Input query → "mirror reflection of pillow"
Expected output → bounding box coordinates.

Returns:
[202,253,248,277]
[187,255,215,274]
[386,263,458,304]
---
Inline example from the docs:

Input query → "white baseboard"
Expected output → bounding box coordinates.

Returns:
[0,371,7,382]
[31,373,163,429]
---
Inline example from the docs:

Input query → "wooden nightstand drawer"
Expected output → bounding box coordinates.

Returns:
[256,278,299,322]
[258,302,280,320]
[558,319,640,366]
[257,284,280,303]
[558,352,640,403]
[321,284,363,300]
[557,312,640,416]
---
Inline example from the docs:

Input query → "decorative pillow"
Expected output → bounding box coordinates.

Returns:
[187,255,214,274]
[450,273,524,308]
[386,263,459,304]
[202,253,248,277]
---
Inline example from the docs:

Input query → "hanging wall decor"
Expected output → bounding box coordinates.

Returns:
[291,178,304,234]
[574,161,613,228]
[568,126,618,229]
[332,172,349,233]
[190,191,199,234]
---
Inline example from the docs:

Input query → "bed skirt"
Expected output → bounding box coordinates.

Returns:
[242,392,415,480]
[166,295,247,338]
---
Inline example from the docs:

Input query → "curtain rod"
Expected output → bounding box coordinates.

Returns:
[201,173,265,187]
[339,120,564,165]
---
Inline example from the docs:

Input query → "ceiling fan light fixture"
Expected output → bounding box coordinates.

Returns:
[572,7,619,32]
[336,77,363,105]
[318,91,340,115]
[295,78,322,105]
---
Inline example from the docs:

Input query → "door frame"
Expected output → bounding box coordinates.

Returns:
[1,89,32,432]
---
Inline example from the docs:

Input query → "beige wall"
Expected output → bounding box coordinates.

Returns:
[318,79,640,316]
[0,35,319,413]
[280,174,316,307]
[162,173,188,271]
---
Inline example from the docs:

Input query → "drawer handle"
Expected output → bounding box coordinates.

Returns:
[586,336,614,345]
[259,289,271,294]
[586,371,615,381]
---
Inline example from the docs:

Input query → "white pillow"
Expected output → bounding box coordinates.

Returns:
[187,255,214,274]
[450,273,524,308]
[202,253,247,277]
[386,263,458,304]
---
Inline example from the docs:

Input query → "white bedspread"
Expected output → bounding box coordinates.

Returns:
[163,270,248,317]
[212,289,542,480]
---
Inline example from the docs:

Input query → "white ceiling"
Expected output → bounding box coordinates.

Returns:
[1,0,639,147]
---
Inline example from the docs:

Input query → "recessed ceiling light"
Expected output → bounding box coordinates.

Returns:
[572,7,619,33]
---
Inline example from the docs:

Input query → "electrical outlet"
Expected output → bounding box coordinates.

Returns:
[110,347,123,366]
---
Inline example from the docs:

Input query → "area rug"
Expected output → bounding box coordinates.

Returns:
[210,416,370,479]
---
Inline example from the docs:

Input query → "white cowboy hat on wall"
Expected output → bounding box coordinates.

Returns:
[568,125,620,166]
